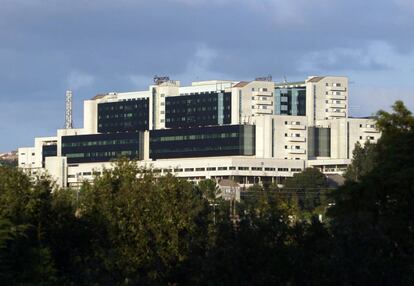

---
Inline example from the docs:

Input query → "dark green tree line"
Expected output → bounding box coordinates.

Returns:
[0,101,413,285]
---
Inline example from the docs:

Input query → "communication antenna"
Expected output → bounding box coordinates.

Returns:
[65,90,73,129]
[283,75,288,83]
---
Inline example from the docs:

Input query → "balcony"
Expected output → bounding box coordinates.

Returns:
[287,148,306,154]
[327,94,346,100]
[254,109,273,114]
[286,136,306,142]
[286,124,306,130]
[327,102,346,108]
[327,111,346,117]
[252,91,273,97]
[362,127,379,133]
[327,86,346,92]
[254,99,273,105]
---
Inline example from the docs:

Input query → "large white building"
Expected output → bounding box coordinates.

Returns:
[18,76,380,188]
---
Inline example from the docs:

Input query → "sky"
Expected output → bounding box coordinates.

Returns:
[1,0,414,152]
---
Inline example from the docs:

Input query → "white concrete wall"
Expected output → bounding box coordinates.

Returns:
[83,100,97,134]
[306,76,348,126]
[348,118,381,157]
[329,118,348,159]
[45,156,67,188]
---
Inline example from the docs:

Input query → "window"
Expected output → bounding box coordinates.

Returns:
[291,168,302,172]
[284,133,288,137]
[206,167,216,171]
[278,168,289,172]
[185,168,194,172]
[32,153,35,156]
[174,168,183,172]
[218,167,228,170]
[238,166,249,171]
[285,145,288,149]
[264,167,275,171]
[229,166,236,170]
[359,136,362,139]
[160,94,165,97]
[252,167,262,171]
[195,167,205,171]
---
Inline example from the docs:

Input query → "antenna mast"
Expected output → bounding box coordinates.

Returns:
[65,90,73,129]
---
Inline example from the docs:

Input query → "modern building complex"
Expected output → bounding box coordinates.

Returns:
[18,76,380,188]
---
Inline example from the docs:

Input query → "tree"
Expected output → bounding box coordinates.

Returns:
[344,141,377,182]
[0,166,58,285]
[79,159,211,285]
[283,168,329,219]
[328,101,414,284]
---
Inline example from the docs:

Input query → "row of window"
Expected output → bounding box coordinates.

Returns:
[150,132,239,142]
[157,166,302,173]
[150,145,241,154]
[99,103,148,111]
[99,112,147,119]
[167,106,231,113]
[66,150,136,159]
[166,97,229,105]
[62,139,139,148]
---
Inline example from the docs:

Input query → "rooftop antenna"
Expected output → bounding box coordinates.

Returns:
[283,75,288,83]
[65,90,73,129]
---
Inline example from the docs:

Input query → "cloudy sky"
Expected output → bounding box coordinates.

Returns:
[1,0,414,152]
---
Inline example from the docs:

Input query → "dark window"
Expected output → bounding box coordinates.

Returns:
[98,98,149,133]
[149,125,255,159]
[165,92,231,128]
[62,132,143,164]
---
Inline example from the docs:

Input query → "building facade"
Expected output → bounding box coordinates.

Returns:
[18,76,381,188]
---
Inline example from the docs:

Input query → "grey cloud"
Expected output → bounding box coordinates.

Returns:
[1,0,414,151]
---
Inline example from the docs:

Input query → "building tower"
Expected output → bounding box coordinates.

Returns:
[65,90,73,129]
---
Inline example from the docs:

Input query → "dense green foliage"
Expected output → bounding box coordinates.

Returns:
[0,101,413,285]
[0,159,17,168]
